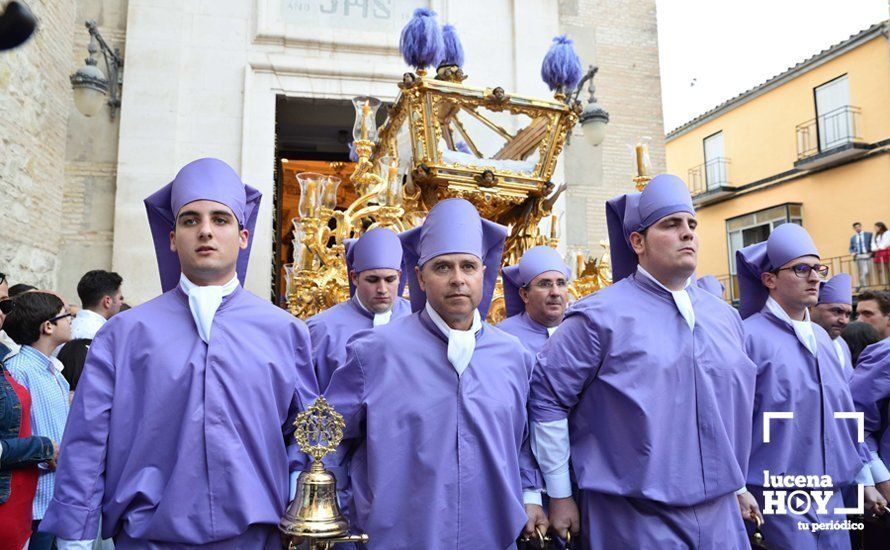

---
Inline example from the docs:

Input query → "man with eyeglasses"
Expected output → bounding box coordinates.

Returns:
[40,158,318,548]
[3,291,72,549]
[530,175,759,547]
[737,223,886,548]
[810,273,854,378]
[498,246,571,354]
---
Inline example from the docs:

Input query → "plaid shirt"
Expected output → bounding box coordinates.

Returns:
[6,345,70,519]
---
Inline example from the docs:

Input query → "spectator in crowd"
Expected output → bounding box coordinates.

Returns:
[70,270,124,341]
[856,290,890,339]
[849,222,873,291]
[873,222,890,283]
[1,274,58,550]
[9,284,37,298]
[4,292,73,550]
[842,321,882,367]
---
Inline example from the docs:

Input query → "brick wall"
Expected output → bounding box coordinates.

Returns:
[0,0,77,290]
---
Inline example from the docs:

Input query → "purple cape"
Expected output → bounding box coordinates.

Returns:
[323,310,538,549]
[497,312,551,355]
[144,158,262,293]
[851,339,890,461]
[501,246,570,319]
[744,307,868,548]
[695,275,724,298]
[529,272,755,545]
[39,287,318,545]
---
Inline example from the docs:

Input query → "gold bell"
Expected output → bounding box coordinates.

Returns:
[279,461,349,538]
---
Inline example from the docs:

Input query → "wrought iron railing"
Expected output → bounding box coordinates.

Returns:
[795,105,862,160]
[688,157,731,196]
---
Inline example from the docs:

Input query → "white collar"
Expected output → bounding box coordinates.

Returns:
[425,302,482,377]
[765,296,817,356]
[636,265,695,330]
[179,273,239,344]
[352,294,393,327]
[75,308,107,324]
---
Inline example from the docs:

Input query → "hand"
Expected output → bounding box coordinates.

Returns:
[864,486,888,516]
[876,480,890,503]
[548,496,580,540]
[45,440,60,470]
[737,491,763,525]
[523,503,549,538]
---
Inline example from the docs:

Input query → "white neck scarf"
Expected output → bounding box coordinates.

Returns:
[179,273,239,344]
[353,294,393,327]
[765,296,818,356]
[546,325,558,337]
[425,302,482,377]
[637,265,695,331]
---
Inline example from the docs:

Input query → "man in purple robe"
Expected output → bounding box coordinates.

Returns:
[323,198,547,549]
[40,158,318,548]
[498,245,571,354]
[811,273,854,379]
[307,227,411,392]
[529,174,759,548]
[737,223,885,549]
[850,339,890,504]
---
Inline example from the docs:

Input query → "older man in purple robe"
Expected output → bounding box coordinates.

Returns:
[323,198,547,549]
[498,246,571,354]
[737,223,885,549]
[810,273,855,379]
[529,174,758,548]
[307,227,411,392]
[850,338,890,504]
[40,158,318,548]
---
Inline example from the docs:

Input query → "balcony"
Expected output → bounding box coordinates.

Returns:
[794,106,867,169]
[688,157,734,206]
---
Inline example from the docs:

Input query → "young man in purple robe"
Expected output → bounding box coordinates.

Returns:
[529,174,760,548]
[810,273,854,379]
[323,198,547,549]
[498,245,571,355]
[307,227,411,392]
[737,223,885,549]
[850,338,890,504]
[40,158,318,548]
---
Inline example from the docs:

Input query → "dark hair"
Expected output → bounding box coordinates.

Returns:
[858,290,890,316]
[77,270,123,308]
[8,283,37,297]
[842,321,882,367]
[876,222,888,236]
[852,222,862,228]
[3,292,64,345]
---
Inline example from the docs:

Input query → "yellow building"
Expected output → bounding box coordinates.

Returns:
[666,21,890,300]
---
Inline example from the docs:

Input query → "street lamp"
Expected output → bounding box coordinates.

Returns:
[70,20,123,118]
[569,65,610,147]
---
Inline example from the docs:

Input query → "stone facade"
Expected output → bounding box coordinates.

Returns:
[0,0,77,291]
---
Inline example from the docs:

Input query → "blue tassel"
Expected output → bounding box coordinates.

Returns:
[348,142,358,162]
[541,35,583,92]
[455,141,472,154]
[441,24,464,67]
[399,8,445,70]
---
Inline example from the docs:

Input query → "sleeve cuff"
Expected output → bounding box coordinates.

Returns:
[855,463,875,487]
[735,486,748,496]
[289,470,299,501]
[56,540,95,549]
[523,490,543,506]
[543,470,573,499]
[869,452,890,484]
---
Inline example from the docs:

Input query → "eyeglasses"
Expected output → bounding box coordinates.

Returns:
[47,312,74,324]
[528,279,568,290]
[0,299,14,315]
[773,263,830,279]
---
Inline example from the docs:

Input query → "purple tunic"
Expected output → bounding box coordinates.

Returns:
[497,312,551,355]
[323,310,537,549]
[40,286,318,547]
[529,273,755,546]
[744,309,867,549]
[851,339,890,463]
[307,297,412,391]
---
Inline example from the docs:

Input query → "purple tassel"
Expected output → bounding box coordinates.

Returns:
[455,141,472,154]
[441,24,464,67]
[348,142,358,162]
[399,8,445,70]
[541,35,583,92]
